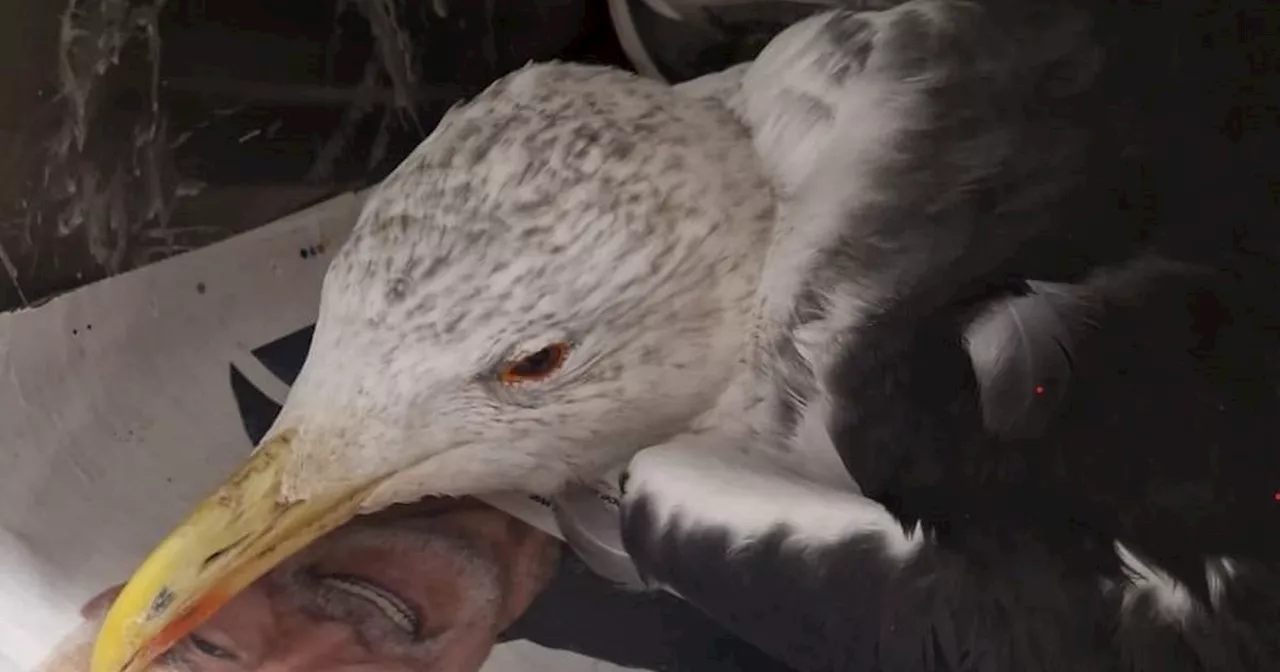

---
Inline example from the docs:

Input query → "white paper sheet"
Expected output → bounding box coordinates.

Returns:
[0,191,624,671]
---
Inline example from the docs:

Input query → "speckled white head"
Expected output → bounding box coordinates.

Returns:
[93,61,779,672]
[275,63,776,509]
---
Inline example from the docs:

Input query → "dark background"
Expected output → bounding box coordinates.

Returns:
[0,0,634,311]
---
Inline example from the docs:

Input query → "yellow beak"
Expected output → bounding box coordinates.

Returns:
[91,432,380,672]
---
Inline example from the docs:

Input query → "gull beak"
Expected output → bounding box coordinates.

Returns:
[91,431,381,672]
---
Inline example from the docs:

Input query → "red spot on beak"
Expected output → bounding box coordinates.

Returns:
[146,587,233,668]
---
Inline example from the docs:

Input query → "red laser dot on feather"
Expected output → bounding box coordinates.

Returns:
[1273,492,1280,502]
[1034,385,1045,395]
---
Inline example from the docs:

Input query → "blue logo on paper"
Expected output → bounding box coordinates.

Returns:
[228,325,315,445]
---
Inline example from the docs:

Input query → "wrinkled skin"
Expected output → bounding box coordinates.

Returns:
[55,499,559,672]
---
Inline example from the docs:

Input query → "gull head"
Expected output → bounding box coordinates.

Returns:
[93,62,775,672]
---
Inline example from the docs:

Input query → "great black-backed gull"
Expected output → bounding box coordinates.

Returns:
[94,1,1280,671]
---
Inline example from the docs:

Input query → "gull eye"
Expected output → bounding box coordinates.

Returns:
[498,342,571,384]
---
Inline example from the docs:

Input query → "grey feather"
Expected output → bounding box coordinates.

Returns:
[967,281,1093,440]
[967,255,1201,440]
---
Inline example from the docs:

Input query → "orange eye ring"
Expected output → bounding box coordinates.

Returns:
[498,342,571,385]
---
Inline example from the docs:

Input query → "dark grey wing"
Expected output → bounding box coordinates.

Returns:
[825,253,1280,669]
[739,0,1277,498]
[833,245,1280,564]
[618,426,1280,672]
[735,0,1150,494]
[616,3,1280,671]
[739,0,1280,565]
[618,443,1119,672]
